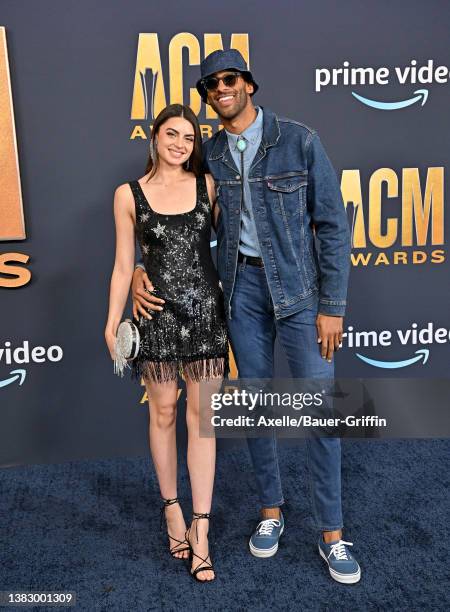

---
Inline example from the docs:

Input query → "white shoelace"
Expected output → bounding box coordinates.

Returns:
[256,519,280,536]
[328,540,353,560]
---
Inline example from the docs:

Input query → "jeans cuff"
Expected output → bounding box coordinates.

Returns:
[260,497,285,508]
[316,524,344,532]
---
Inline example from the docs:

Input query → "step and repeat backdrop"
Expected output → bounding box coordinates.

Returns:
[0,0,449,466]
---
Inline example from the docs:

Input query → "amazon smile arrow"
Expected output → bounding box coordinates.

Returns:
[356,349,429,369]
[0,369,27,388]
[351,88,429,110]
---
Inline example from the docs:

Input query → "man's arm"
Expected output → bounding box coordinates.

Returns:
[131,242,165,319]
[135,257,145,271]
[306,131,351,361]
[134,239,145,270]
[306,131,351,318]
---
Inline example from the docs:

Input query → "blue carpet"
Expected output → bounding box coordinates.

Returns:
[0,441,448,611]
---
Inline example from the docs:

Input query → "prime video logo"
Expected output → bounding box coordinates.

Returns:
[0,340,64,389]
[343,322,450,369]
[315,59,450,110]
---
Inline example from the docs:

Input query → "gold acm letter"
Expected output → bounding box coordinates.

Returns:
[0,26,25,241]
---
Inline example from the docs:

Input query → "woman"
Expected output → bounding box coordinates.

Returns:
[105,104,228,582]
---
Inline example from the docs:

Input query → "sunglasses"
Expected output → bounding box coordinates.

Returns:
[202,71,242,92]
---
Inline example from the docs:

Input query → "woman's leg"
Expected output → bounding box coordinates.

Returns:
[185,375,222,581]
[145,376,189,559]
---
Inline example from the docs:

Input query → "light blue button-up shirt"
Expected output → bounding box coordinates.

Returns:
[225,106,263,257]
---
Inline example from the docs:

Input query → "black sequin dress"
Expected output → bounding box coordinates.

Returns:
[128,174,229,383]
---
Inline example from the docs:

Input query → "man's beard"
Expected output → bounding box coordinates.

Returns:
[209,89,248,121]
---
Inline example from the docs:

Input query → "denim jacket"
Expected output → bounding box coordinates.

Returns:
[203,106,351,320]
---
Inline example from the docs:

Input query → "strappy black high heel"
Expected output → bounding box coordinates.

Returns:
[160,497,190,559]
[185,512,215,582]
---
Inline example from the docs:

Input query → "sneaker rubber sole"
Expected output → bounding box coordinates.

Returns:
[318,545,361,584]
[249,525,284,558]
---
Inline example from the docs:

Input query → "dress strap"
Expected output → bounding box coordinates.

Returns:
[128,180,139,199]
[128,180,141,208]
[128,180,151,222]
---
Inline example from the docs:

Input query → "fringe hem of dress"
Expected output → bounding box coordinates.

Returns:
[131,353,229,384]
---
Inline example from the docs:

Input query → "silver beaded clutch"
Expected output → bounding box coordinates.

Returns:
[114,318,140,377]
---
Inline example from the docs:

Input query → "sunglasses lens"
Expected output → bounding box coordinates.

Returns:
[204,77,219,91]
[223,74,239,87]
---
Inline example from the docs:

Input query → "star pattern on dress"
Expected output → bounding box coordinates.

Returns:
[180,326,190,340]
[140,212,150,223]
[201,200,210,213]
[215,329,228,347]
[180,287,202,308]
[162,271,172,282]
[195,212,206,226]
[151,222,166,238]
[142,244,149,255]
[160,310,175,324]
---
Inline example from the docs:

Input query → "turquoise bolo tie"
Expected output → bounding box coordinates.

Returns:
[236,136,247,153]
[237,136,247,218]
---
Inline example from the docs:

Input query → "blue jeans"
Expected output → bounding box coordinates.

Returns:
[227,261,343,531]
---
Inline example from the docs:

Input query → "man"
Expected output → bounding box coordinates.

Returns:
[132,49,360,584]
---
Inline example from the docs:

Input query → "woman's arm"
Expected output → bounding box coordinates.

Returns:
[105,184,136,358]
[205,173,220,230]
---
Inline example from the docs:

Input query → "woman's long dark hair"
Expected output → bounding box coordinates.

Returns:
[144,104,204,181]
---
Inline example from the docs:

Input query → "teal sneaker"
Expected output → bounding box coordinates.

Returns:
[318,537,361,584]
[249,513,284,558]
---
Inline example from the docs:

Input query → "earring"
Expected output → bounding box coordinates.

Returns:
[185,157,190,171]
[150,139,158,164]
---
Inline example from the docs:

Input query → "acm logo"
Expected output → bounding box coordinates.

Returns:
[0,26,30,288]
[342,167,445,267]
[129,32,250,140]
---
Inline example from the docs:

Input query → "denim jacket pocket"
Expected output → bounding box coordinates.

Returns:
[266,172,307,218]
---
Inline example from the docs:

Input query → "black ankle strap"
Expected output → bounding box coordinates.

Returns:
[160,497,180,530]
[192,511,211,520]
[191,511,211,542]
